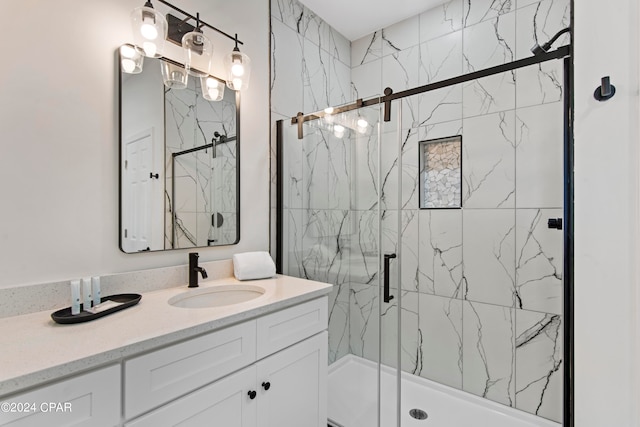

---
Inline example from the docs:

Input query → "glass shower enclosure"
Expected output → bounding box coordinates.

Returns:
[277,49,570,427]
[279,100,404,426]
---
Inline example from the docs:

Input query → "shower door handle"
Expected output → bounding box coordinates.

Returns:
[383,253,396,303]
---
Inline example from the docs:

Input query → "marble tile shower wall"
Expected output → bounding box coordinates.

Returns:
[165,80,238,248]
[272,0,568,423]
[351,0,568,422]
[270,0,354,365]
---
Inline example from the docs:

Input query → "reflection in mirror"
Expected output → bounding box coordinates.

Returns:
[119,52,239,253]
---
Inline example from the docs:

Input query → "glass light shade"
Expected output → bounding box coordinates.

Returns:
[182,31,213,77]
[224,49,251,90]
[130,5,167,58]
[333,124,345,138]
[201,76,225,101]
[161,61,188,89]
[120,45,144,74]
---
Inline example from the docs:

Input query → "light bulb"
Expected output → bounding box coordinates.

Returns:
[142,41,157,57]
[119,44,143,74]
[201,76,224,101]
[357,118,368,134]
[140,22,158,40]
[131,6,166,58]
[208,87,220,99]
[231,62,244,77]
[122,59,136,73]
[224,48,251,90]
[206,77,220,99]
[324,107,334,114]
[120,44,136,58]
[334,125,345,138]
[206,77,218,88]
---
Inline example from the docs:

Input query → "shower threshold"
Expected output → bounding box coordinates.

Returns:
[327,355,560,427]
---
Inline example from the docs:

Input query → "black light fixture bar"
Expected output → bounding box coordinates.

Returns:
[156,0,244,45]
[291,44,570,130]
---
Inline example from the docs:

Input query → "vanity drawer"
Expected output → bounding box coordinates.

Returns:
[257,296,328,359]
[124,320,257,419]
[0,364,120,427]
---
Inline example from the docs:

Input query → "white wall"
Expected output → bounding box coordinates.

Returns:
[0,0,269,288]
[574,0,640,426]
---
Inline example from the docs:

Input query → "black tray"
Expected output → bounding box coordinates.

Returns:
[51,294,142,324]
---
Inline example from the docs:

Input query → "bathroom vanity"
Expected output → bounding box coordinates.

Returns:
[0,275,331,427]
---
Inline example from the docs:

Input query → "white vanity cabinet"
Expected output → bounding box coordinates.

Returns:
[124,320,257,419]
[126,332,327,427]
[0,364,120,427]
[124,297,328,427]
[256,331,327,427]
[125,364,258,427]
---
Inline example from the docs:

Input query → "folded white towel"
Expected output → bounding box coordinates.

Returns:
[233,251,276,281]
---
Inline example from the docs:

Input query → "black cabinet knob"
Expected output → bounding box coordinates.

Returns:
[248,390,257,399]
[262,381,271,391]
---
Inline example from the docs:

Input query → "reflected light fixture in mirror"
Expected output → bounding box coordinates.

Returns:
[125,0,251,91]
[120,44,144,74]
[357,118,368,134]
[130,0,167,58]
[161,61,188,89]
[201,76,225,101]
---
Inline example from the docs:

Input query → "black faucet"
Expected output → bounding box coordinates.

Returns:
[188,252,208,288]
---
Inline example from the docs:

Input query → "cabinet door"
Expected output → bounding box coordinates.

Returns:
[256,332,327,427]
[125,365,257,427]
[125,320,256,419]
[0,365,120,427]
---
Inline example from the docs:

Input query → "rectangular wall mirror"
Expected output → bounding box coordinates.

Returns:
[119,51,240,253]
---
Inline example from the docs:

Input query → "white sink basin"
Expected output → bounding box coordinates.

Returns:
[168,284,266,309]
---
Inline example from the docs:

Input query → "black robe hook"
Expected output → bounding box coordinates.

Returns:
[594,76,615,101]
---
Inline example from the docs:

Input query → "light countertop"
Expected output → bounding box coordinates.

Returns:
[0,275,332,396]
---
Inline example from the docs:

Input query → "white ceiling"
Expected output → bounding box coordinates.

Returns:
[297,0,449,41]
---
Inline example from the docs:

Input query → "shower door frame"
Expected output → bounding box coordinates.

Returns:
[276,44,574,427]
[169,136,238,248]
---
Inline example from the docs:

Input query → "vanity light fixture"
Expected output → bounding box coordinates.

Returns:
[130,1,167,58]
[182,13,213,78]
[125,0,251,92]
[224,35,251,91]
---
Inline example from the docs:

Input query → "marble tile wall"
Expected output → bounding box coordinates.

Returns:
[272,0,568,423]
[165,79,238,248]
[271,0,354,363]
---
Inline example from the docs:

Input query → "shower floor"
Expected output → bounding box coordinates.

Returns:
[327,355,560,427]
